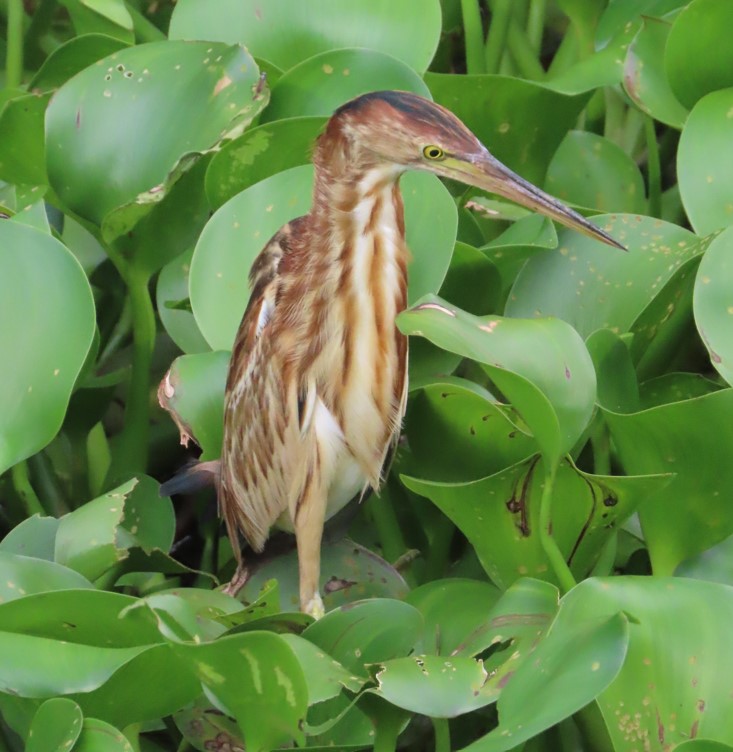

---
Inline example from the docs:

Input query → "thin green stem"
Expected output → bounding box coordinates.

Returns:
[484,0,513,74]
[603,88,625,144]
[433,718,451,752]
[547,28,578,77]
[10,460,45,517]
[538,463,576,593]
[23,0,57,67]
[526,0,546,54]
[460,0,486,74]
[373,720,400,752]
[126,3,166,42]
[29,452,69,515]
[645,115,662,218]
[370,485,408,566]
[507,18,545,80]
[5,0,24,89]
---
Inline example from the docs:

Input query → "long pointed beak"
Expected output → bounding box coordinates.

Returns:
[458,151,626,251]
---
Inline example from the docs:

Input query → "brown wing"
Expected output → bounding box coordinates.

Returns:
[219,217,312,555]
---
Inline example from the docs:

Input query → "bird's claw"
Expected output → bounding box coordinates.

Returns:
[304,593,325,620]
[223,562,250,598]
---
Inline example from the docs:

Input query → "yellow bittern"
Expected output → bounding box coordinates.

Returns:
[161,90,622,617]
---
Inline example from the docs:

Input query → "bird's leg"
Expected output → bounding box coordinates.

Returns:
[294,479,327,619]
[223,557,250,597]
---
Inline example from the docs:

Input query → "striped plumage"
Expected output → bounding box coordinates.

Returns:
[162,91,623,616]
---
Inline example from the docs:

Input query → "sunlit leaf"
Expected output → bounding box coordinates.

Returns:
[26,698,83,752]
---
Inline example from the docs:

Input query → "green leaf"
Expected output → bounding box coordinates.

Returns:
[571,578,733,751]
[676,743,733,752]
[465,608,629,751]
[262,48,431,122]
[26,698,83,752]
[0,92,51,186]
[678,89,733,235]
[174,696,245,752]
[174,631,308,751]
[426,73,590,185]
[28,34,129,93]
[72,718,135,751]
[156,247,210,354]
[191,165,456,351]
[639,372,722,409]
[545,131,647,214]
[623,16,688,129]
[205,116,326,209]
[58,0,134,44]
[0,515,59,559]
[665,0,733,109]
[405,579,503,656]
[158,351,229,458]
[605,389,733,574]
[585,328,640,413]
[506,214,698,340]
[438,242,502,316]
[676,534,733,586]
[398,295,596,463]
[0,223,95,475]
[0,552,93,603]
[46,41,267,238]
[403,458,665,588]
[169,0,442,74]
[693,226,733,384]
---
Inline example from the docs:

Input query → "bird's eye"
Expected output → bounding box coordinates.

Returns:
[422,145,445,161]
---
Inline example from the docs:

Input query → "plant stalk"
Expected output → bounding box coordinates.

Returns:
[10,460,45,517]
[126,3,166,42]
[5,0,24,89]
[485,0,513,74]
[645,115,662,218]
[507,18,545,80]
[460,0,486,74]
[526,0,546,54]
[538,463,576,593]
[433,717,451,752]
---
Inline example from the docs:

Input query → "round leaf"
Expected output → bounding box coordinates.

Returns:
[546,131,647,214]
[26,698,83,752]
[0,552,93,603]
[46,41,266,234]
[191,165,456,351]
[665,0,733,109]
[0,221,95,475]
[262,48,431,122]
[678,88,733,236]
[169,0,441,74]
[72,718,134,752]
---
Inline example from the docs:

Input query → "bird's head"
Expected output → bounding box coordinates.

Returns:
[330,90,624,250]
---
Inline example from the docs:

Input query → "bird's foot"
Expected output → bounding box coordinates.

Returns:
[223,562,250,598]
[303,592,325,620]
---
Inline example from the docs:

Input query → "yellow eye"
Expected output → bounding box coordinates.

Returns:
[422,145,445,161]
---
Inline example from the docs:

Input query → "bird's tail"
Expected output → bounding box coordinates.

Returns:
[159,460,221,497]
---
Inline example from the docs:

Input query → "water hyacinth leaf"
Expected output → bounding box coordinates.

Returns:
[405,579,502,656]
[174,696,245,752]
[280,634,364,704]
[156,247,210,355]
[58,0,134,44]
[28,33,129,92]
[0,222,95,476]
[426,73,589,185]
[585,328,640,414]
[676,534,733,586]
[665,0,733,109]
[507,214,697,339]
[262,48,431,122]
[206,116,326,208]
[191,165,456,351]
[174,632,308,751]
[596,0,689,47]
[693,227,733,384]
[72,718,135,752]
[605,390,733,574]
[678,89,733,236]
[0,92,51,186]
[373,654,500,717]
[46,41,266,237]
[239,540,409,613]
[623,16,688,129]
[546,131,647,214]
[465,610,629,751]
[0,552,93,603]
[0,514,59,559]
[158,351,229,459]
[676,743,733,752]
[169,0,441,74]
[564,578,733,751]
[26,698,83,752]
[303,599,423,676]
[639,372,722,409]
[404,378,537,482]
[398,295,596,463]
[403,457,664,588]
[438,242,501,316]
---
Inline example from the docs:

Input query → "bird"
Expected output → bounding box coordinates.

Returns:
[160,90,623,618]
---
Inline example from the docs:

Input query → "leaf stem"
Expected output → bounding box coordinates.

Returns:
[5,0,24,89]
[371,483,409,567]
[538,463,576,593]
[126,3,166,42]
[460,0,486,74]
[506,18,545,80]
[433,717,450,752]
[485,0,513,75]
[23,0,57,67]
[526,0,546,54]
[10,460,45,517]
[645,115,662,218]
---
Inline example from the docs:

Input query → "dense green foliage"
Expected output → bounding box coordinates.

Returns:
[2,0,733,750]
